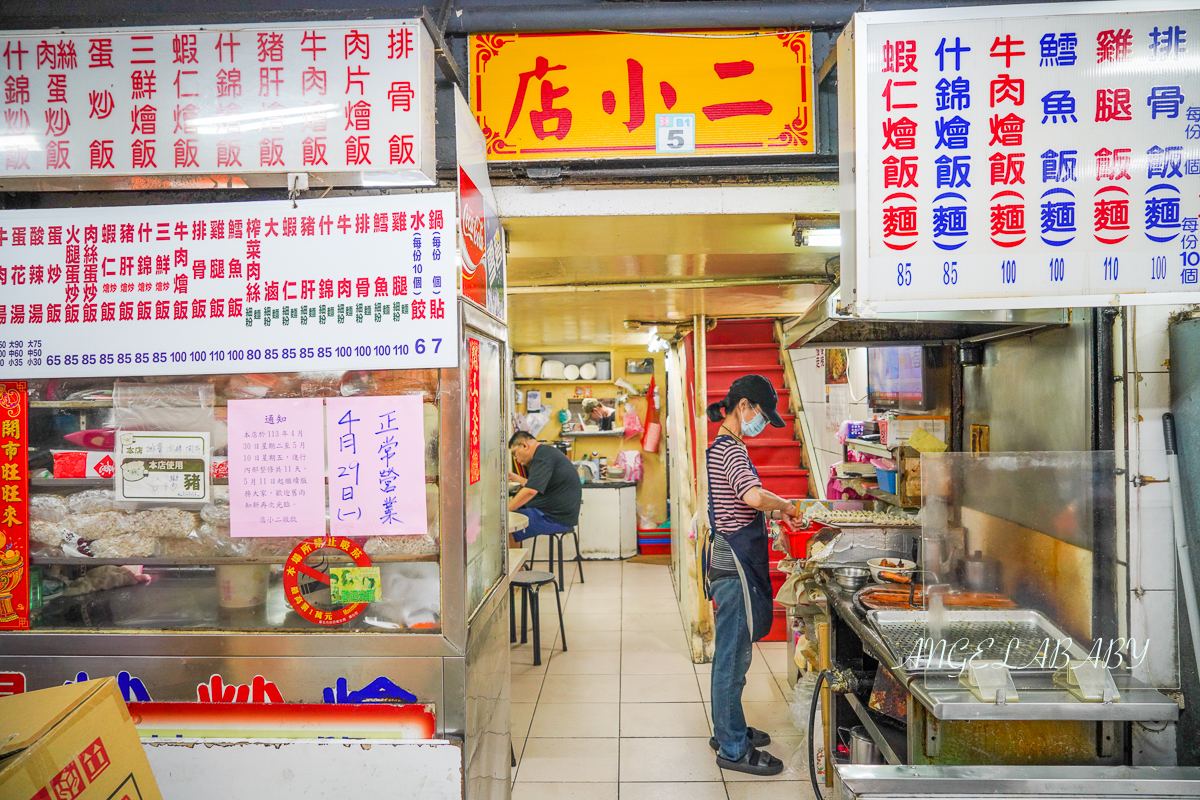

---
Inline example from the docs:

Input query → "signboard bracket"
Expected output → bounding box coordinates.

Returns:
[422,6,466,90]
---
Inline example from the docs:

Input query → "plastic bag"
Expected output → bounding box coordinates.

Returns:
[622,407,644,439]
[31,495,69,523]
[66,488,117,515]
[614,450,643,482]
[784,672,825,782]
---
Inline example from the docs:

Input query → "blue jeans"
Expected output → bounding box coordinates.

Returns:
[512,507,573,542]
[711,576,754,761]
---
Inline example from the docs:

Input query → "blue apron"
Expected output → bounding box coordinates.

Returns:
[704,436,776,643]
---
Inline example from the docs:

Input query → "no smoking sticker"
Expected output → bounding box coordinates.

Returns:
[283,536,373,626]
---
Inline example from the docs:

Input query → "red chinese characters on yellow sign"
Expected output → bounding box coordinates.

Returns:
[471,30,814,160]
[468,338,481,485]
[0,382,28,631]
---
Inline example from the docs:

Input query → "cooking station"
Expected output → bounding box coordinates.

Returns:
[794,452,1189,796]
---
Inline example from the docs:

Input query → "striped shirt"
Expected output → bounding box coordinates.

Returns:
[708,435,762,574]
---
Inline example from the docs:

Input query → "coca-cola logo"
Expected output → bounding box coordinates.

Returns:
[93,455,115,478]
[459,167,487,275]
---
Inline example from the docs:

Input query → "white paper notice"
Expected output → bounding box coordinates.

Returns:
[227,398,327,537]
[826,384,850,433]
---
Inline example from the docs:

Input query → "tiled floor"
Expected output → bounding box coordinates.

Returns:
[510,560,817,800]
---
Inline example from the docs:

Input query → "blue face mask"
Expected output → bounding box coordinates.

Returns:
[741,407,767,438]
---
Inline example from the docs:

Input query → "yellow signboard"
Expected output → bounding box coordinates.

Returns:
[470,30,814,161]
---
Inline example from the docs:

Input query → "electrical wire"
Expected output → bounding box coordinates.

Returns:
[808,669,828,800]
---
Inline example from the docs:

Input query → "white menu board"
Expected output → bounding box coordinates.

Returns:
[0,20,435,185]
[842,1,1200,313]
[0,193,458,378]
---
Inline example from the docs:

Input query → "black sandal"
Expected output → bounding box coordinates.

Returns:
[709,726,771,753]
[716,746,784,777]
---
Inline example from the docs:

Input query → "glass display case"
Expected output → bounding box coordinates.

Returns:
[0,300,512,797]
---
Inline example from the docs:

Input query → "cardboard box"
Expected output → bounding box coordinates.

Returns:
[0,678,163,800]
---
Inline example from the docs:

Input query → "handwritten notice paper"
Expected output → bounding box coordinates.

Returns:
[227,398,327,538]
[326,395,427,537]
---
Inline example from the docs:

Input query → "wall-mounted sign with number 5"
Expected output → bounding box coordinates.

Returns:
[655,113,696,154]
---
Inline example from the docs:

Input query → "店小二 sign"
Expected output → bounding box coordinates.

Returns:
[471,29,814,161]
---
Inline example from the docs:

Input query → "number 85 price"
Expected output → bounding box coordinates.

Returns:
[896,262,912,286]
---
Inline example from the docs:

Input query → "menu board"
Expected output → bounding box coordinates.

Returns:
[0,193,458,378]
[325,395,427,538]
[0,21,435,186]
[227,398,327,538]
[843,1,1200,312]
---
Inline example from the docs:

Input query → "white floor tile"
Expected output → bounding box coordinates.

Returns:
[619,783,729,800]
[538,673,622,704]
[620,702,712,738]
[513,674,546,704]
[563,630,624,650]
[512,783,618,800]
[726,780,816,799]
[545,650,622,675]
[621,630,690,652]
[529,703,620,738]
[621,613,684,632]
[618,738,723,782]
[621,650,697,675]
[740,702,800,741]
[512,702,536,739]
[621,673,703,703]
[518,738,620,783]
[562,613,624,632]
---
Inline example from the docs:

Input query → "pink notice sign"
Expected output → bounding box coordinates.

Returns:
[227,398,328,538]
[326,395,428,537]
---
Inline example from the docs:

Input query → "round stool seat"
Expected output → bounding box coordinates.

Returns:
[511,570,557,588]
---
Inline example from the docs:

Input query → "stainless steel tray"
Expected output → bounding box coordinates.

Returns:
[867,609,1090,672]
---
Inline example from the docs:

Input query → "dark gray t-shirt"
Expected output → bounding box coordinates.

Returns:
[524,444,582,526]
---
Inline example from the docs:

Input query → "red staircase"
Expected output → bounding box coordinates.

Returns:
[706,319,809,641]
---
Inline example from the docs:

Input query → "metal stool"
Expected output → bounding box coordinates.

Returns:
[509,570,567,666]
[528,527,585,591]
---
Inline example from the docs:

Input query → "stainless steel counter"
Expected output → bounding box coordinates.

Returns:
[826,586,1180,722]
[836,765,1200,799]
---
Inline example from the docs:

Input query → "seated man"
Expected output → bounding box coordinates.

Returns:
[582,398,617,431]
[508,431,582,542]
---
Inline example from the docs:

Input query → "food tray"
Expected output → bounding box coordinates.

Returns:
[867,609,1090,672]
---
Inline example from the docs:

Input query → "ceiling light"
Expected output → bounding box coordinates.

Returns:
[797,228,841,248]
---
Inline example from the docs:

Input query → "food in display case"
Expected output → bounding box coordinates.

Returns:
[25,369,445,633]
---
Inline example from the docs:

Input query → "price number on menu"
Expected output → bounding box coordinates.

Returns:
[1103,256,1119,282]
[1151,256,1167,281]
[896,262,912,287]
[1000,259,1017,285]
[942,261,958,285]
[1049,258,1065,283]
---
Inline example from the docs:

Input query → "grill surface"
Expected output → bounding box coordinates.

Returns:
[868,610,1088,672]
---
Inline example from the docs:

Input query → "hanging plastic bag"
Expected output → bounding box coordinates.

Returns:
[641,375,661,454]
[622,403,644,439]
[784,672,825,781]
[614,450,643,482]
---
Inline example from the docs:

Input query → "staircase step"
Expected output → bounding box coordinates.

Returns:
[706,344,782,368]
[706,365,786,393]
[707,318,777,346]
[759,468,811,498]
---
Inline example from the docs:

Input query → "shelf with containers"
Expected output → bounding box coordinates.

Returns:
[3,301,513,753]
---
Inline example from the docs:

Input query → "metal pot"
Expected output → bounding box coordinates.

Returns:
[846,726,883,765]
[833,567,870,591]
[961,550,1001,593]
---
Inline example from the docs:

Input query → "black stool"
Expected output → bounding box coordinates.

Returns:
[528,527,585,591]
[509,570,567,666]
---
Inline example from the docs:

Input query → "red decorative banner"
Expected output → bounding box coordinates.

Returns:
[282,536,372,626]
[0,381,28,630]
[468,338,481,485]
